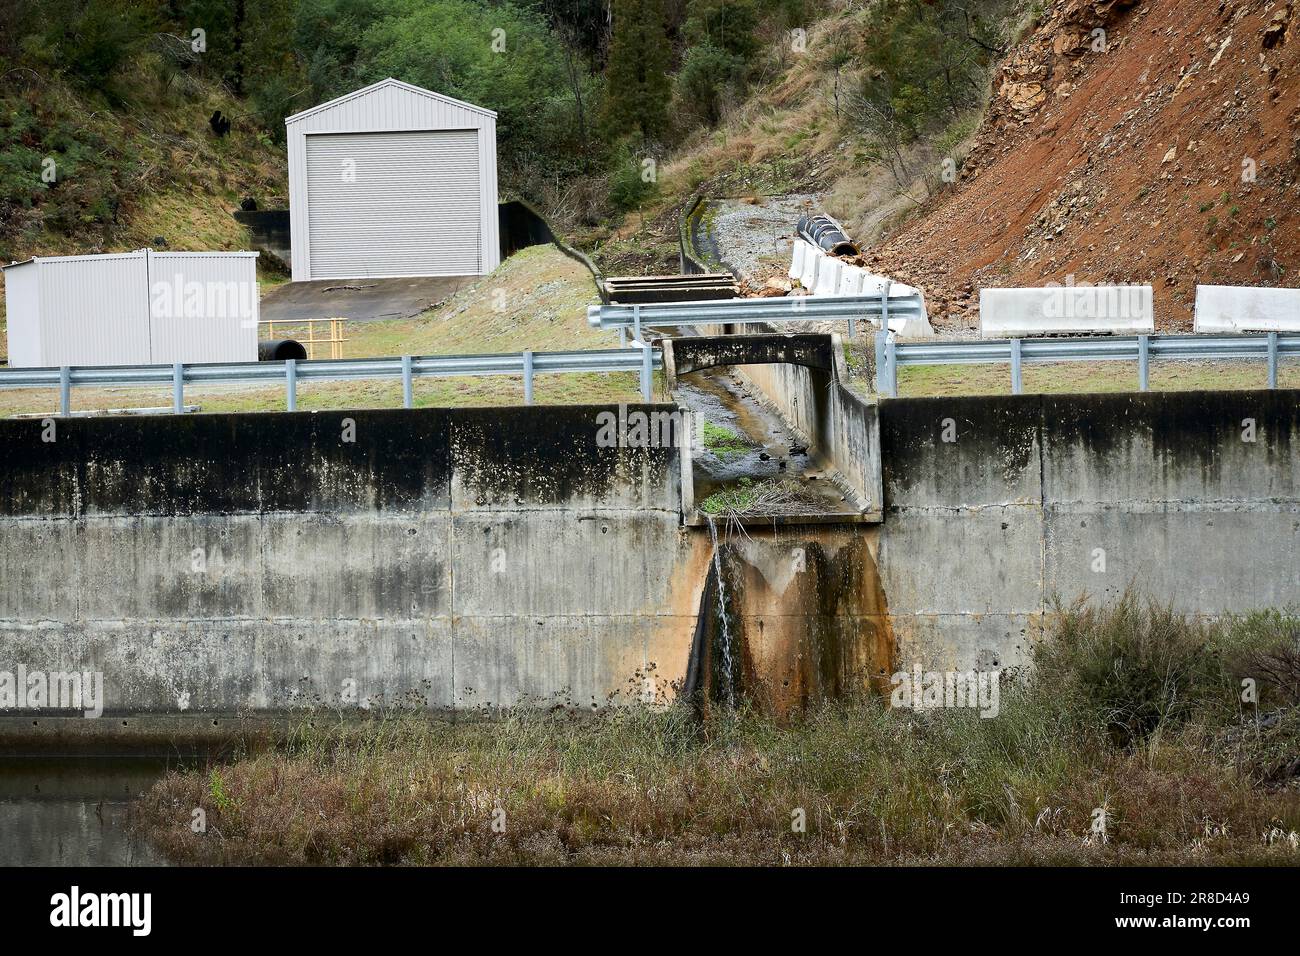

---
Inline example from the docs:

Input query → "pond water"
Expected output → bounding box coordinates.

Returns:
[0,755,178,866]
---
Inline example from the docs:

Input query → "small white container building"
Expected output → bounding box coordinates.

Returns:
[2,249,259,368]
[285,78,500,281]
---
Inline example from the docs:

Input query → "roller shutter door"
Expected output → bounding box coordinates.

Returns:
[305,130,481,278]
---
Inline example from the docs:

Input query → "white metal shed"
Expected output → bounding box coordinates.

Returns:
[2,249,259,368]
[285,78,500,281]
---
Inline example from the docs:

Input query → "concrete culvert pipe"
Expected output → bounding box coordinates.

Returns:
[259,339,309,361]
[797,214,859,257]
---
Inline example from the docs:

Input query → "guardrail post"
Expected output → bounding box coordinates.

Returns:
[1010,338,1023,395]
[172,362,184,414]
[1138,335,1150,391]
[640,345,653,402]
[618,327,627,349]
[880,280,892,338]
[874,330,888,397]
[633,304,642,346]
[882,333,898,398]
[523,350,534,405]
[59,366,71,417]
[401,355,413,408]
[1268,331,1279,390]
[286,358,297,412]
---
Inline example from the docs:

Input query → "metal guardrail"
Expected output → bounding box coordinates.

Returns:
[874,330,1300,397]
[589,293,926,342]
[0,348,662,415]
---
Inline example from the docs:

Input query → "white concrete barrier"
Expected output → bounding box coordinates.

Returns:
[850,270,932,337]
[787,236,933,336]
[980,285,1154,338]
[788,240,806,281]
[798,240,819,289]
[838,263,864,296]
[1194,285,1300,333]
[813,256,841,296]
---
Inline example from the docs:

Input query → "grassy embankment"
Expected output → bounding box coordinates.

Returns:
[134,596,1300,865]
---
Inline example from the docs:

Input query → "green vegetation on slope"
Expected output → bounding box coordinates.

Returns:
[132,595,1300,865]
[588,0,1030,274]
[1,0,850,263]
[0,2,290,259]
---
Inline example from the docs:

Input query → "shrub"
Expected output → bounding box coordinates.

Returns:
[675,41,745,127]
[1031,593,1233,746]
[606,147,658,211]
[1220,609,1300,709]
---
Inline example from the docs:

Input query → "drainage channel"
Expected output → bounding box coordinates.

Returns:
[673,368,859,522]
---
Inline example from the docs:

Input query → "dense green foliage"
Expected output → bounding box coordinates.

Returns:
[601,0,672,141]
[854,0,1012,140]
[0,0,1022,247]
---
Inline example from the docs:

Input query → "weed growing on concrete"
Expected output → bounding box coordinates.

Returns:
[700,421,754,459]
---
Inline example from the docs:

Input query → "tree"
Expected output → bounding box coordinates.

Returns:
[353,0,567,154]
[683,0,759,61]
[602,0,671,142]
[675,41,743,126]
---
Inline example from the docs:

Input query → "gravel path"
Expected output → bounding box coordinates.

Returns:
[698,194,823,286]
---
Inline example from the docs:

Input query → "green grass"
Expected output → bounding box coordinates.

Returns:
[700,420,753,459]
[131,596,1300,866]
[700,476,760,514]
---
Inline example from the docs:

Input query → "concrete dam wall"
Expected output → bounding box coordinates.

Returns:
[0,383,1296,731]
[876,389,1299,672]
[732,353,1297,671]
[0,408,697,719]
[0,406,885,729]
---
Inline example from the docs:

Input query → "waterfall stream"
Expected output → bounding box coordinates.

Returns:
[706,515,735,709]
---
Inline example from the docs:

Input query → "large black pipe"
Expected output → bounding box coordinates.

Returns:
[797,214,859,257]
[258,339,308,361]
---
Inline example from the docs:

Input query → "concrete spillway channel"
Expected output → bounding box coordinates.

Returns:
[668,202,892,711]
[655,329,894,714]
[674,372,860,520]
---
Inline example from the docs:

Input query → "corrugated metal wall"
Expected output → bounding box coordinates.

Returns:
[37,252,152,366]
[147,251,259,363]
[2,251,258,368]
[285,79,500,280]
[2,262,43,367]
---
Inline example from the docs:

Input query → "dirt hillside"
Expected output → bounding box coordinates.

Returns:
[866,0,1300,331]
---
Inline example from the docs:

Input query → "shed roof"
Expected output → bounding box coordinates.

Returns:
[284,78,497,126]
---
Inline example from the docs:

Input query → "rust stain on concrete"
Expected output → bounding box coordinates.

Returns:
[683,525,895,716]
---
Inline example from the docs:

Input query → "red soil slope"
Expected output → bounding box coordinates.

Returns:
[867,0,1300,331]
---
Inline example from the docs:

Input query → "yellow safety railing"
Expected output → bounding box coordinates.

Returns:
[258,318,347,360]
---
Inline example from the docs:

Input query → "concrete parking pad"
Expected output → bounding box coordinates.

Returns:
[260,275,476,323]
